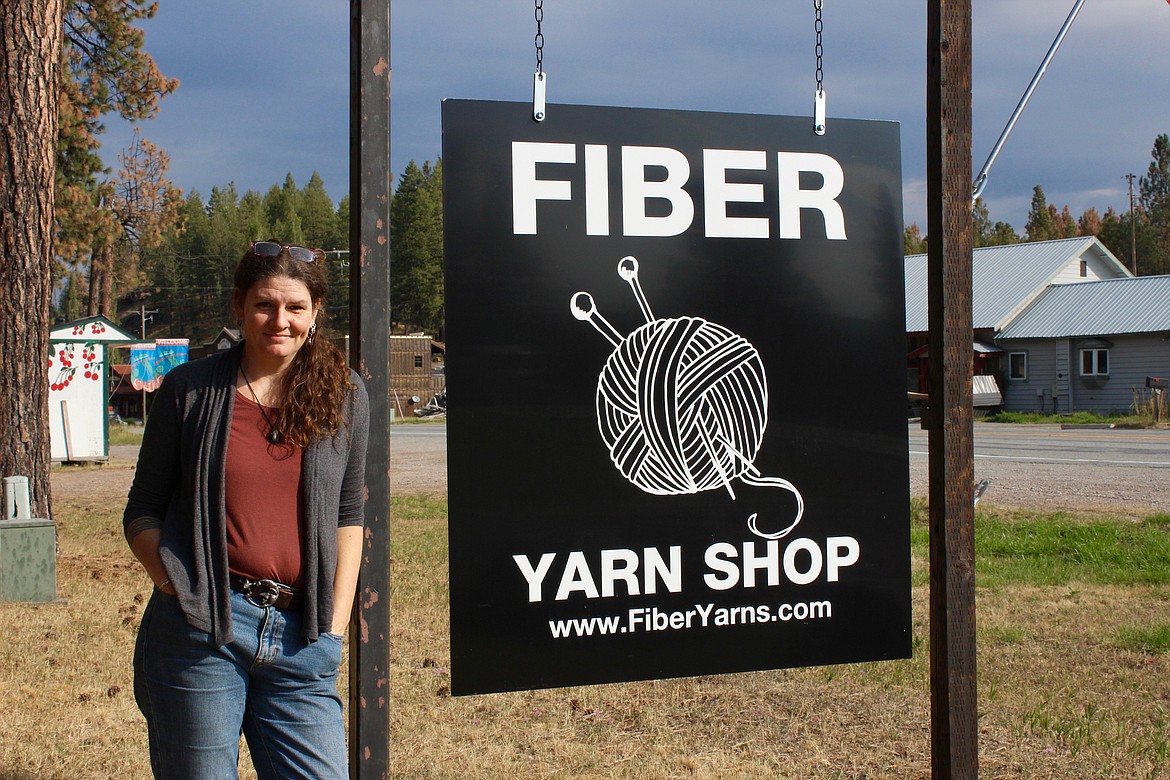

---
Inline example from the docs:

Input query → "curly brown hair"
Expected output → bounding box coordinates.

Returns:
[232,243,352,448]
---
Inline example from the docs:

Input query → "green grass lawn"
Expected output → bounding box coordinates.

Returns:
[983,410,1160,428]
[909,499,1170,588]
[106,425,145,446]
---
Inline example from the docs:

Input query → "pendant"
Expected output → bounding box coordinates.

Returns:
[267,429,283,445]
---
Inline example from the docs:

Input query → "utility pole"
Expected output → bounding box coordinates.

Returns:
[928,0,978,776]
[1126,173,1138,275]
[139,305,157,422]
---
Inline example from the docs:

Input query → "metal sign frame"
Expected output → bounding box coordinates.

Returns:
[350,0,979,774]
[350,1,391,777]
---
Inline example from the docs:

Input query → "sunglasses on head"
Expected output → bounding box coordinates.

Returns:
[250,241,322,264]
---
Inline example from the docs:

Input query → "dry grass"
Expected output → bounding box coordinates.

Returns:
[0,490,290,779]
[391,495,1170,780]
[2,479,1168,778]
[0,493,158,779]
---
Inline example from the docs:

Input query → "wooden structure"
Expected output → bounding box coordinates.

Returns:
[390,334,445,417]
[47,316,135,461]
[188,327,241,361]
[927,0,978,776]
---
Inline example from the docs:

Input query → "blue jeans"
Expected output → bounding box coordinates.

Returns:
[133,588,347,779]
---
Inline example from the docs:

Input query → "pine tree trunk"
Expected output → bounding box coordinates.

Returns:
[99,243,114,318]
[88,252,100,316]
[0,0,63,520]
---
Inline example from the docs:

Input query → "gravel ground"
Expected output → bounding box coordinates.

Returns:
[908,453,1168,517]
[54,429,1167,517]
[389,430,447,496]
[51,440,453,503]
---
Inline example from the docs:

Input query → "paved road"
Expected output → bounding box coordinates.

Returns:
[396,423,1170,468]
[908,423,1170,468]
[390,423,448,493]
[390,423,447,442]
[390,422,1169,513]
[907,422,1169,514]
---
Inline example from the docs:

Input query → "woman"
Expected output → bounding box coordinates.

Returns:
[124,241,369,779]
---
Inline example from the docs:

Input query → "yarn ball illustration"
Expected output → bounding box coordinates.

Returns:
[572,256,803,538]
[595,315,768,496]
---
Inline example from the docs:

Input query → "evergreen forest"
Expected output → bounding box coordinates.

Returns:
[904,132,1170,276]
[47,3,1170,343]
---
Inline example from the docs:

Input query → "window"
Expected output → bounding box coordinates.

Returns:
[1080,348,1109,376]
[1079,260,1087,277]
[414,355,424,369]
[1008,352,1027,380]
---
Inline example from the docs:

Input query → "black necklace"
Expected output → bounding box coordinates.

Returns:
[239,363,283,444]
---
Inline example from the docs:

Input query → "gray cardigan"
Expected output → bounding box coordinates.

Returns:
[123,345,369,644]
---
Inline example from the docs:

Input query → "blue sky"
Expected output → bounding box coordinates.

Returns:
[103,0,1170,233]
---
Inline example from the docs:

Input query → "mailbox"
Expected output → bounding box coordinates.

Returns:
[1146,376,1167,389]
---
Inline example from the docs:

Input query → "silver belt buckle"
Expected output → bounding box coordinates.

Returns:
[242,578,281,608]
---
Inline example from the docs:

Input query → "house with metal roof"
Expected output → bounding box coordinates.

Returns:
[995,275,1170,414]
[904,237,1133,405]
[904,236,1132,336]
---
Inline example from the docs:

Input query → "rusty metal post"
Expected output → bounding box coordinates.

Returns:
[350,0,391,777]
[927,0,978,778]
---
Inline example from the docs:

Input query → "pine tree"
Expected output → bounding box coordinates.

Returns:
[265,174,305,246]
[390,160,445,336]
[1025,185,1057,241]
[1,0,63,519]
[1097,207,1157,276]
[239,190,269,243]
[152,191,211,336]
[58,271,86,322]
[1077,207,1102,237]
[301,172,340,249]
[88,130,184,319]
[328,196,351,334]
[135,177,352,342]
[903,223,927,255]
[1057,205,1077,238]
[203,184,244,319]
[985,221,1020,247]
[1139,134,1170,274]
[57,0,179,310]
[972,198,990,247]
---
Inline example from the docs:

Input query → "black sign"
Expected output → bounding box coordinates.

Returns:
[442,100,910,695]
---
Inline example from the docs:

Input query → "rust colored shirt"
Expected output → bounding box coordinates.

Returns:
[225,391,305,587]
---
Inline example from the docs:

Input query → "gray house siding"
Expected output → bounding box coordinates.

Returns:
[1000,334,1170,414]
[1001,340,1058,413]
[1054,339,1071,413]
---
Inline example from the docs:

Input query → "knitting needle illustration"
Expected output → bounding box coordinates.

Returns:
[571,256,804,540]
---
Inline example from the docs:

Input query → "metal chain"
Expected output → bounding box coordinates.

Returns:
[814,0,824,93]
[535,0,544,75]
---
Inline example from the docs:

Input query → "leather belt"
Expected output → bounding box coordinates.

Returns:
[230,574,302,610]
